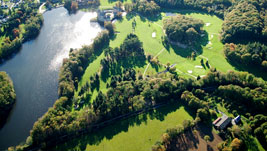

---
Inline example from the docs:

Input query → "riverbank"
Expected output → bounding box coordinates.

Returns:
[0,8,102,150]
[0,72,16,128]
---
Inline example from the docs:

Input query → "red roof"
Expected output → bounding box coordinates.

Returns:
[213,117,221,125]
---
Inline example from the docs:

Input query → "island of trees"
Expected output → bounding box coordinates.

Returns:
[163,15,204,45]
[0,72,16,126]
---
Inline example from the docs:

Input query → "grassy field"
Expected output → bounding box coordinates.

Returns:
[77,10,237,104]
[55,104,193,151]
[99,0,131,9]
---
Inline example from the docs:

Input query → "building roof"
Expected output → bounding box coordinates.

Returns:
[215,115,232,130]
[234,115,241,123]
[213,117,221,125]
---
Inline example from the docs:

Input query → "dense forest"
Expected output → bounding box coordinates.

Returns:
[224,42,267,69]
[164,15,204,45]
[131,0,160,16]
[221,1,266,43]
[154,0,231,18]
[0,72,16,125]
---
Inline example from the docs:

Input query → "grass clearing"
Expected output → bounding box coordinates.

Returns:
[99,0,131,9]
[77,10,238,103]
[55,104,193,151]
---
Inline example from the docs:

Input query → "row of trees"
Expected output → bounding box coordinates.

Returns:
[58,30,110,98]
[131,0,160,16]
[64,0,100,13]
[23,14,43,41]
[0,72,16,125]
[25,67,266,150]
[20,30,111,149]
[152,119,196,151]
[163,15,204,45]
[153,0,231,18]
[100,33,145,74]
[224,42,267,69]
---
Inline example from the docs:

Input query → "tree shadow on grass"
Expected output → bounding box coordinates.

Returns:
[168,128,199,151]
[162,8,217,19]
[169,31,209,58]
[196,123,214,142]
[139,13,163,22]
[52,103,183,151]
[150,63,161,72]
[242,135,264,151]
[126,12,135,21]
[101,55,147,82]
[108,0,127,4]
[226,59,267,81]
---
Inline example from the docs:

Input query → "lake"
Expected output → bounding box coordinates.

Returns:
[0,7,102,150]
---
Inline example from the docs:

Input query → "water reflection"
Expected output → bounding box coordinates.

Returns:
[0,7,102,149]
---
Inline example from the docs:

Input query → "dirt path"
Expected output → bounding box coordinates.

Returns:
[143,48,165,78]
[168,125,223,151]
[39,2,46,14]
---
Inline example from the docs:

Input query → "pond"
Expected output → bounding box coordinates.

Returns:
[0,7,102,150]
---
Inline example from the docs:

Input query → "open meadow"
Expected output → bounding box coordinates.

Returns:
[55,104,193,151]
[76,9,237,103]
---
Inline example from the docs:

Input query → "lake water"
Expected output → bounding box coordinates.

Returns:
[0,7,102,150]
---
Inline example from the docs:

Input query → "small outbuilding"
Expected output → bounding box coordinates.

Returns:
[234,115,241,124]
[213,115,232,130]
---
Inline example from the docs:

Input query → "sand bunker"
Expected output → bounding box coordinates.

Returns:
[166,12,176,16]
[195,65,203,69]
[188,70,193,74]
[208,41,212,45]
[152,32,156,38]
[112,19,117,23]
[211,34,213,39]
[200,75,206,78]
[206,23,211,26]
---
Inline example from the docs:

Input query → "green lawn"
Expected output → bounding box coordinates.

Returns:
[55,104,193,151]
[77,10,238,104]
[100,0,131,9]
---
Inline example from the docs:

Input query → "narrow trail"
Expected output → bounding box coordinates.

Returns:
[39,2,46,14]
[143,48,165,78]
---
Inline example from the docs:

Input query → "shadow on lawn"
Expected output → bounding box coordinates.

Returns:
[108,0,127,3]
[226,59,267,81]
[101,55,147,82]
[53,103,187,151]
[162,8,217,19]
[126,12,163,22]
[167,31,209,58]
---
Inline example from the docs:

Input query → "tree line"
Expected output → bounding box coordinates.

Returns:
[64,0,100,13]
[224,42,267,70]
[100,33,145,76]
[153,0,231,18]
[124,0,160,17]
[0,72,16,126]
[13,67,266,150]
